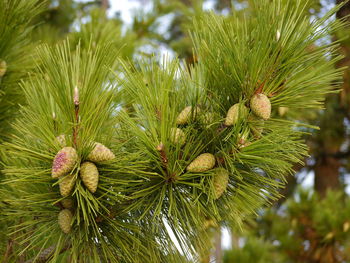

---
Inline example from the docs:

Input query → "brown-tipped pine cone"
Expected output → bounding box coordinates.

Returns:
[58,209,73,234]
[87,142,115,163]
[187,153,216,173]
[52,147,78,178]
[80,162,99,193]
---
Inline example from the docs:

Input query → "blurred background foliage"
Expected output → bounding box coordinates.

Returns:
[1,0,350,262]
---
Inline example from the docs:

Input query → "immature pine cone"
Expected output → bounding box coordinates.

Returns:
[201,112,215,126]
[58,209,73,234]
[59,174,76,197]
[213,168,229,199]
[61,198,74,209]
[80,162,99,193]
[250,93,271,120]
[52,147,78,178]
[187,153,216,172]
[225,103,248,126]
[87,142,115,163]
[170,128,186,146]
[0,60,7,77]
[176,106,200,125]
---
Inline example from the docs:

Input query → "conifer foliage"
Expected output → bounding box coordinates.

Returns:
[0,0,347,262]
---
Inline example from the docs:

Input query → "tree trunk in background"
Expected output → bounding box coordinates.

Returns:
[313,0,350,196]
[314,155,341,196]
[101,0,109,10]
[337,0,350,106]
[215,229,222,263]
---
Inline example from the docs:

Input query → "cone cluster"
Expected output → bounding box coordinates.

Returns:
[51,140,114,233]
[175,106,230,198]
[223,94,271,146]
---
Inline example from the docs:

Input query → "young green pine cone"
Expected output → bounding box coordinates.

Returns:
[80,162,99,193]
[87,142,115,163]
[0,60,7,77]
[58,209,73,234]
[225,103,248,126]
[61,198,74,209]
[170,128,186,146]
[213,168,229,199]
[52,147,78,178]
[187,153,216,172]
[250,93,271,120]
[200,112,215,125]
[59,174,76,197]
[278,106,288,116]
[176,106,200,125]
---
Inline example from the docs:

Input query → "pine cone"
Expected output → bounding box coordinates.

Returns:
[225,103,248,126]
[52,147,78,178]
[213,168,229,199]
[187,153,216,172]
[170,128,186,146]
[58,209,73,234]
[61,198,74,209]
[0,60,7,77]
[176,106,200,125]
[87,142,115,163]
[59,174,76,197]
[278,106,288,116]
[80,162,99,193]
[200,112,215,126]
[250,93,271,120]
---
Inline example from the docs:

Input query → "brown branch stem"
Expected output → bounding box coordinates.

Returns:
[24,245,70,263]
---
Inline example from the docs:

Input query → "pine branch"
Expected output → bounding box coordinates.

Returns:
[24,244,70,263]
[2,239,14,263]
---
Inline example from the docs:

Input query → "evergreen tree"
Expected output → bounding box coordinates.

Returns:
[0,0,43,260]
[224,189,350,263]
[0,0,347,262]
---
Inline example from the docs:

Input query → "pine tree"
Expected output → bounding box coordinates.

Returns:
[0,0,43,260]
[0,0,347,262]
[224,189,350,263]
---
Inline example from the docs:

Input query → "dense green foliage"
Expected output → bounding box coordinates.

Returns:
[0,0,348,262]
[224,189,350,263]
